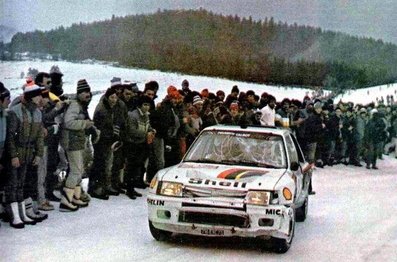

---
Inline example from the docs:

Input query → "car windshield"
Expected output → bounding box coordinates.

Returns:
[184,130,287,168]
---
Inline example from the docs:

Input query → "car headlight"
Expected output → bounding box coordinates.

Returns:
[149,175,158,190]
[245,191,271,206]
[159,182,183,197]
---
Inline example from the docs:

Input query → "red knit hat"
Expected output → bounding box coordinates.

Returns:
[168,90,182,100]
[167,85,178,95]
[201,88,209,98]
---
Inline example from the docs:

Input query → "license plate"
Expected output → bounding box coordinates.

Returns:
[200,229,225,236]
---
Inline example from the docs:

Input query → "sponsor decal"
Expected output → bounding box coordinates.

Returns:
[188,177,246,188]
[217,168,268,180]
[147,199,165,206]
[265,209,282,216]
[200,229,225,236]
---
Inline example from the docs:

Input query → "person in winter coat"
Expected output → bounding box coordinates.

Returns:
[345,108,362,166]
[125,95,156,200]
[89,88,120,200]
[323,106,342,165]
[145,81,171,185]
[303,101,325,165]
[364,109,386,169]
[60,79,99,211]
[0,82,11,228]
[36,88,67,211]
[5,85,45,228]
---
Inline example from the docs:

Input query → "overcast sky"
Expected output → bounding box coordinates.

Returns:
[1,0,396,44]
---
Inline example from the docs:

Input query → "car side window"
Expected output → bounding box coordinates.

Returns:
[290,134,305,163]
[285,134,299,164]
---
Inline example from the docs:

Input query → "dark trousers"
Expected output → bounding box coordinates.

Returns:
[125,142,148,191]
[5,163,31,203]
[45,135,60,194]
[90,141,112,190]
[146,137,164,184]
[111,146,125,189]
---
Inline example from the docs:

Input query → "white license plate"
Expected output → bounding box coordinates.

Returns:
[200,229,225,236]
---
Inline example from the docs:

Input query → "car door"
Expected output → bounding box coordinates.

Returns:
[285,134,303,198]
[290,134,311,196]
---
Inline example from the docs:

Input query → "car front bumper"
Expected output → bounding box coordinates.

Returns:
[147,193,294,239]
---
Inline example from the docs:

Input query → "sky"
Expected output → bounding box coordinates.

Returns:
[1,0,396,44]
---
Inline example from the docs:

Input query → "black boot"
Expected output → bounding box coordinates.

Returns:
[90,187,109,200]
[46,191,61,202]
[106,186,120,196]
[132,189,142,197]
[126,190,137,200]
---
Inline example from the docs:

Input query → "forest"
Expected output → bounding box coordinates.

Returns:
[3,9,397,91]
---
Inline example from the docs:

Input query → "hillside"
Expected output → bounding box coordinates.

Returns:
[4,9,397,90]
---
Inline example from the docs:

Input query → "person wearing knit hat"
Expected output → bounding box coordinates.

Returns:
[89,86,120,200]
[168,90,182,101]
[59,78,97,210]
[167,85,178,95]
[200,89,209,99]
[24,84,43,101]
[192,95,203,106]
[49,65,64,97]
[124,94,155,199]
[5,80,45,227]
[192,95,203,112]
[77,79,91,94]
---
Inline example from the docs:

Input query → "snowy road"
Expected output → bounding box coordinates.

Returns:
[1,156,396,262]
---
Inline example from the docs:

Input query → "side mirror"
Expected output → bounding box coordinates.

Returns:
[290,162,300,171]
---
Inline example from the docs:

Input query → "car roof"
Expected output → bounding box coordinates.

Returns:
[201,124,290,136]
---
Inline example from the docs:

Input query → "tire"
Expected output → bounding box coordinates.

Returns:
[149,220,172,241]
[296,197,308,222]
[269,212,295,253]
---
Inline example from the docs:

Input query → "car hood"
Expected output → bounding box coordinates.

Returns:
[158,162,287,190]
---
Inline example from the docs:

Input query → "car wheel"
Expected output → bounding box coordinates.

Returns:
[296,197,308,222]
[149,220,172,241]
[269,213,295,253]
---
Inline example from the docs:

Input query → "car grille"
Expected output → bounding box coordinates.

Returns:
[183,186,246,198]
[179,211,249,228]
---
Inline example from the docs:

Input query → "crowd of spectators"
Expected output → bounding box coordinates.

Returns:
[0,66,396,229]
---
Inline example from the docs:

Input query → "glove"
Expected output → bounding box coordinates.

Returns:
[52,124,60,135]
[111,141,123,152]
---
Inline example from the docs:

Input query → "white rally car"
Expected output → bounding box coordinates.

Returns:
[147,125,312,253]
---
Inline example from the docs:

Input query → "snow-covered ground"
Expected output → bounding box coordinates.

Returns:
[1,60,397,261]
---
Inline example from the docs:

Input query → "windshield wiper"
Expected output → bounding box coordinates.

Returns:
[220,159,283,168]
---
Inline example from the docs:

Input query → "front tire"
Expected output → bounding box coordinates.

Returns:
[149,220,172,241]
[269,213,295,253]
[296,197,308,222]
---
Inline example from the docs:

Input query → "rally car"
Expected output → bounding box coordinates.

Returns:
[147,125,312,253]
